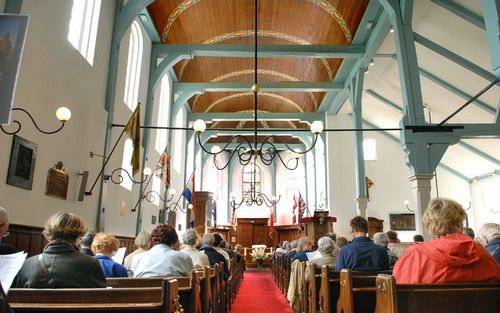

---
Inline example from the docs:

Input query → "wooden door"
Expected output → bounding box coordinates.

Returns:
[236,218,270,247]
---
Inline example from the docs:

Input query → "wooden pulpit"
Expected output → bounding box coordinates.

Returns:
[368,217,384,237]
[192,191,213,237]
[301,211,336,245]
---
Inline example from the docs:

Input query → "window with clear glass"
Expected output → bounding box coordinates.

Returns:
[155,74,171,153]
[68,0,102,65]
[363,138,377,161]
[124,21,143,111]
[120,138,133,190]
[172,109,185,172]
[242,163,261,196]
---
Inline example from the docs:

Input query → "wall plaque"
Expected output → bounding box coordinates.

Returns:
[45,161,68,200]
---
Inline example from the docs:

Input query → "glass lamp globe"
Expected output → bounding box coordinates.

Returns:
[211,145,222,154]
[193,119,206,132]
[143,167,152,176]
[56,107,72,122]
[169,188,176,195]
[310,121,324,134]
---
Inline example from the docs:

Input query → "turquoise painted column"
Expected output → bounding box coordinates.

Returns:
[320,131,329,211]
[348,69,368,217]
[482,0,500,76]
[227,155,235,222]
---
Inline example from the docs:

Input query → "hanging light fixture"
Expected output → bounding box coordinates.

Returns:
[192,0,323,208]
[192,0,323,173]
[1,107,71,135]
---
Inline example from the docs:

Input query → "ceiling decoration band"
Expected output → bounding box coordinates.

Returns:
[211,109,298,129]
[192,69,318,110]
[203,92,304,113]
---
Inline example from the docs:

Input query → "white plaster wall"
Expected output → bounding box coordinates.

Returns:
[275,151,306,225]
[0,1,6,12]
[201,152,229,225]
[171,106,187,232]
[0,0,114,230]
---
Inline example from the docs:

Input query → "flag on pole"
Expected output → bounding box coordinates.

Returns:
[124,105,141,176]
[230,202,237,229]
[182,174,195,228]
[269,206,275,239]
[297,191,307,223]
[155,151,170,187]
[292,194,298,224]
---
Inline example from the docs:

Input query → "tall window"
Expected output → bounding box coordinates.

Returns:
[242,163,261,196]
[172,109,185,172]
[155,74,171,153]
[124,21,143,110]
[68,0,102,65]
[285,162,300,201]
[120,139,133,190]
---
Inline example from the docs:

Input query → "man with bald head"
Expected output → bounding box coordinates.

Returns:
[0,206,17,254]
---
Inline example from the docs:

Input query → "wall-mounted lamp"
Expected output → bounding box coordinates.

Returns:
[104,167,152,184]
[1,107,71,135]
[403,200,413,212]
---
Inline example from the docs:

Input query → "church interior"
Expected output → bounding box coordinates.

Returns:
[0,0,499,312]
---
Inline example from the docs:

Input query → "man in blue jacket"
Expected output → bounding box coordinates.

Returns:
[336,216,389,271]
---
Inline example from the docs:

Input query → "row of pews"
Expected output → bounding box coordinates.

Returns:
[273,254,500,313]
[7,257,245,313]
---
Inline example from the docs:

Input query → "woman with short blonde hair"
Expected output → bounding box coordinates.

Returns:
[124,230,151,270]
[13,212,106,288]
[394,198,500,283]
[92,233,128,277]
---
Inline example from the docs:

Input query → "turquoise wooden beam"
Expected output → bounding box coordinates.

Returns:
[114,0,154,45]
[431,0,485,29]
[472,169,500,182]
[349,69,368,199]
[4,0,22,13]
[188,112,325,123]
[173,82,344,93]
[362,118,470,182]
[367,89,500,165]
[153,43,365,59]
[443,123,500,137]
[414,33,497,82]
[137,9,161,43]
[482,0,500,76]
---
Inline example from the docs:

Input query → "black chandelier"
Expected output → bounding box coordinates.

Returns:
[192,0,323,208]
[143,188,193,214]
[1,107,71,135]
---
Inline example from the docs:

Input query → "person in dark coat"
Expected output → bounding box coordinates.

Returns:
[199,233,229,279]
[79,231,96,256]
[13,212,106,288]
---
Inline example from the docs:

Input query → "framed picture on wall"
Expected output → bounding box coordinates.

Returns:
[389,213,416,231]
[6,135,37,190]
[0,14,29,124]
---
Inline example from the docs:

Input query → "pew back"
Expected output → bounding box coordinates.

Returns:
[319,266,340,313]
[374,275,500,313]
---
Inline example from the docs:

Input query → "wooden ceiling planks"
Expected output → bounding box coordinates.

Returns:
[148,0,369,141]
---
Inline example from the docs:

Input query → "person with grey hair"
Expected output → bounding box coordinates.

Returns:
[274,240,289,257]
[312,237,338,267]
[79,231,96,256]
[0,206,17,255]
[181,229,209,269]
[199,233,229,279]
[477,223,500,263]
[373,232,399,267]
[124,230,151,270]
[283,240,299,267]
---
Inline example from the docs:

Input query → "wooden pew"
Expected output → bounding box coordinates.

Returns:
[374,274,500,313]
[306,263,322,313]
[199,266,213,313]
[8,279,179,313]
[300,261,308,313]
[337,269,392,313]
[318,266,341,313]
[210,263,221,313]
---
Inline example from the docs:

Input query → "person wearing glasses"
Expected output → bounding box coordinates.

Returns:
[0,206,17,255]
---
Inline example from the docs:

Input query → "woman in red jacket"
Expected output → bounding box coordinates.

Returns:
[393,198,500,284]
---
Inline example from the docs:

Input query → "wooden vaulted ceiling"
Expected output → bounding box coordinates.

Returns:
[147,0,370,141]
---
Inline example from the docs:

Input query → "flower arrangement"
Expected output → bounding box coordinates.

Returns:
[250,247,271,265]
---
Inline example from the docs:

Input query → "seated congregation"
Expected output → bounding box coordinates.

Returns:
[1,197,499,313]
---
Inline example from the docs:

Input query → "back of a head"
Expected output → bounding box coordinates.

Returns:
[234,243,242,252]
[135,230,151,249]
[423,198,465,237]
[386,230,398,241]
[182,229,199,246]
[92,232,120,255]
[0,206,9,238]
[151,224,178,247]
[213,233,223,247]
[298,236,312,251]
[317,236,338,256]
[202,233,215,246]
[282,241,289,249]
[43,212,86,243]
[350,216,368,233]
[290,240,298,249]
[462,227,475,240]
[373,232,389,247]
[413,234,424,242]
[477,223,500,243]
[80,231,96,247]
[336,237,348,248]
[326,232,337,242]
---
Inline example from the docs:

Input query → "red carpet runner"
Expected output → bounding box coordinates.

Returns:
[231,271,293,313]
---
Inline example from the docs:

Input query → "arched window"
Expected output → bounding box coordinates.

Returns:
[124,21,143,110]
[68,0,102,65]
[172,109,185,172]
[285,162,300,201]
[242,163,261,196]
[155,74,171,153]
[120,138,133,190]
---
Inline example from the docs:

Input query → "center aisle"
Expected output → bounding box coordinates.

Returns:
[231,271,293,313]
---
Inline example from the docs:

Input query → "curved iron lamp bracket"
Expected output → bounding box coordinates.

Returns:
[106,168,148,185]
[232,192,281,209]
[143,190,175,204]
[0,108,66,135]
